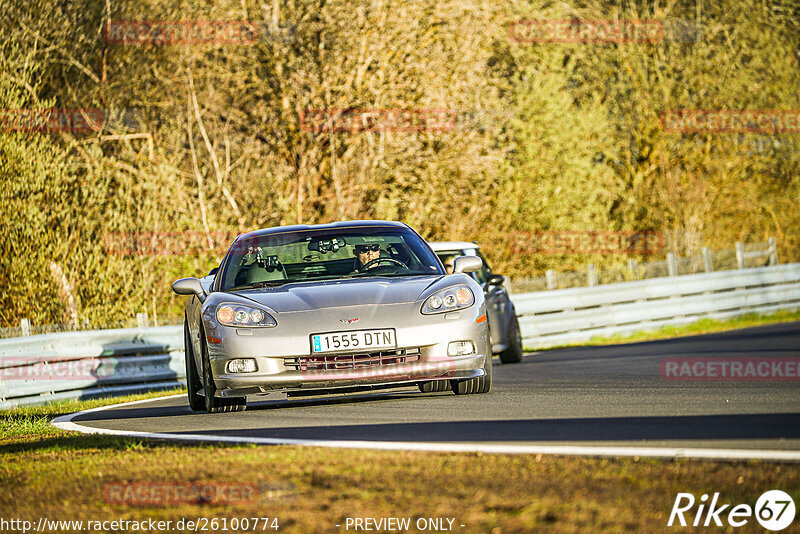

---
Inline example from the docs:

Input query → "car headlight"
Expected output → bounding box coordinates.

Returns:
[216,303,277,327]
[421,285,474,314]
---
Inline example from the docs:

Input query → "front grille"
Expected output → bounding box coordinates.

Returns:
[284,348,421,372]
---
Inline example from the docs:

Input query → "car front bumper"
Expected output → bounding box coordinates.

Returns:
[204,303,489,397]
[213,353,486,397]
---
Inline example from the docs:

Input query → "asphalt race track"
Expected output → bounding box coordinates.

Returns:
[61,321,800,457]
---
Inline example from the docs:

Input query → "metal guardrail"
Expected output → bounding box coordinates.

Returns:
[0,326,184,409]
[512,263,800,349]
[1,264,799,408]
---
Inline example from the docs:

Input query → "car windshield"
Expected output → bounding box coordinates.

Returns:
[220,226,443,291]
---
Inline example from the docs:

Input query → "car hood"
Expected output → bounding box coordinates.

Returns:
[233,276,442,313]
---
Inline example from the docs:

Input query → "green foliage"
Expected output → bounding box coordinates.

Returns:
[0,0,798,327]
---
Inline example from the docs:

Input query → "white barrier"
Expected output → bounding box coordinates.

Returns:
[512,263,800,348]
[2,264,799,407]
[0,326,184,409]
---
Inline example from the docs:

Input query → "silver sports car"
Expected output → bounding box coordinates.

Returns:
[172,221,492,413]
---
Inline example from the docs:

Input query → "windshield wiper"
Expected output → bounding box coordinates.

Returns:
[226,280,294,291]
[351,271,432,277]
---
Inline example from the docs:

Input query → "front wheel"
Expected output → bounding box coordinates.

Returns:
[184,320,204,411]
[418,380,452,393]
[451,353,492,395]
[200,333,246,413]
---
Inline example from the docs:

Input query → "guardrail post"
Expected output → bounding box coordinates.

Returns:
[587,263,598,287]
[768,236,778,265]
[546,269,557,290]
[736,242,745,269]
[702,247,713,272]
[20,318,31,336]
[136,312,148,329]
[503,276,512,296]
[667,252,678,277]
[627,259,638,280]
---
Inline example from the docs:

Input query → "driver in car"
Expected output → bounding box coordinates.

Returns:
[353,243,382,272]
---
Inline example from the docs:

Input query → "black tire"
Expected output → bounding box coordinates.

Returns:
[451,352,492,395]
[200,332,246,413]
[498,315,523,364]
[418,380,452,393]
[184,319,205,412]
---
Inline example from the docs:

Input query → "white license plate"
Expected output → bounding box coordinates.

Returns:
[311,329,396,354]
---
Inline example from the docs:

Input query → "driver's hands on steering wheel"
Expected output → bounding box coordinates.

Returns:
[359,257,409,271]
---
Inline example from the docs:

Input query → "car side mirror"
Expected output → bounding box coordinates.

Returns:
[452,255,482,274]
[172,277,206,301]
[208,267,219,276]
[486,274,505,286]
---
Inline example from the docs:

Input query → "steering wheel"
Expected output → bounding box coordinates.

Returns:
[361,258,409,271]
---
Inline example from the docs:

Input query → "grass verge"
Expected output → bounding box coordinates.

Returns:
[1,391,799,532]
[527,309,800,352]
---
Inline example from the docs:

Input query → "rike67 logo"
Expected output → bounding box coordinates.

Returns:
[669,490,796,530]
